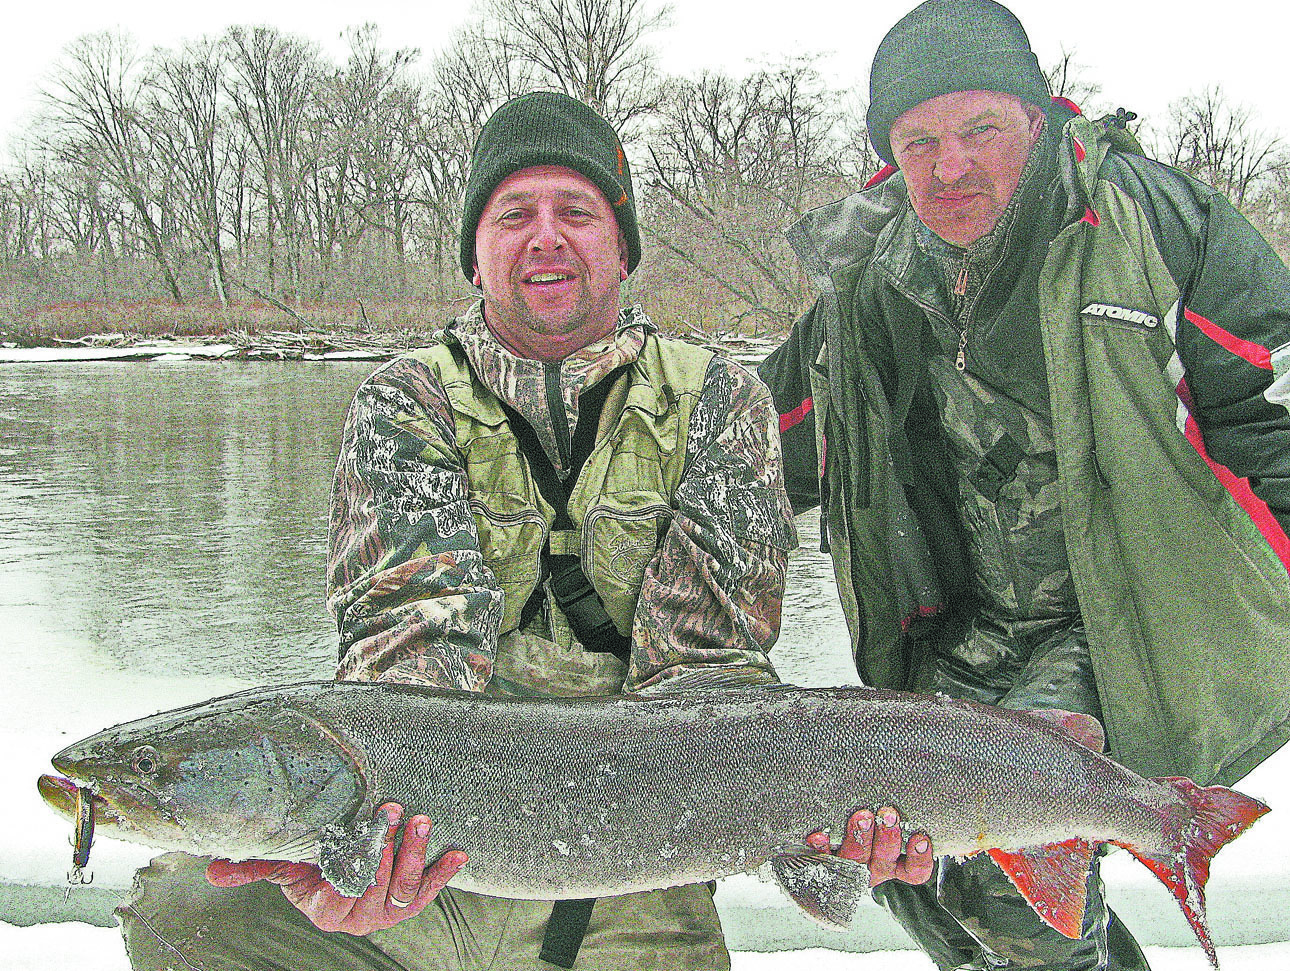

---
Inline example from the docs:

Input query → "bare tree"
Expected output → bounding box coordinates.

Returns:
[641,59,850,330]
[43,158,120,259]
[1253,164,1290,259]
[40,32,185,300]
[481,0,669,131]
[0,164,54,261]
[223,25,323,298]
[410,22,542,287]
[1156,86,1289,214]
[1043,48,1103,115]
[316,25,426,289]
[146,38,233,303]
[834,92,884,185]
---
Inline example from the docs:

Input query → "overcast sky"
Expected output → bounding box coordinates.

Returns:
[2,0,1287,155]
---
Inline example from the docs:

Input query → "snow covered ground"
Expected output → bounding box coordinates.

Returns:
[4,920,1290,970]
[0,342,240,363]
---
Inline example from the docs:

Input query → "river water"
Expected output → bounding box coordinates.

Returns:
[4,360,1287,949]
[0,359,855,712]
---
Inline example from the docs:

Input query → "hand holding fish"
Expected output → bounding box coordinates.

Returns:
[205,803,467,934]
[806,807,934,887]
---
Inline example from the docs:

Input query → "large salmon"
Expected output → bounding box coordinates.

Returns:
[38,681,1267,966]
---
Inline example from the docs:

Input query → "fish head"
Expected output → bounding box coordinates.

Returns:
[39,692,368,863]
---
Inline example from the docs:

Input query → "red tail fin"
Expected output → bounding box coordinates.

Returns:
[1118,778,1269,969]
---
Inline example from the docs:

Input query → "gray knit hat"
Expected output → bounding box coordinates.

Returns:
[459,91,640,280]
[867,0,1051,165]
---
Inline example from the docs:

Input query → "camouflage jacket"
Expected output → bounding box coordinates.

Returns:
[328,303,795,694]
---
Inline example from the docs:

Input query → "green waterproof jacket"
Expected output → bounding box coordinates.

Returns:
[760,109,1290,787]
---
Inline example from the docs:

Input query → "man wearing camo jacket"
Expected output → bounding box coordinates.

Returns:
[118,91,934,971]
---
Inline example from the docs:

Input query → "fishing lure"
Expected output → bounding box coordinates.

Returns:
[65,784,95,898]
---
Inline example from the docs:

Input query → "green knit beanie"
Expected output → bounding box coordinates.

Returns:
[867,0,1051,165]
[459,91,641,280]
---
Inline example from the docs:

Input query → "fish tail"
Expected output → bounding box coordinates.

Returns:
[1119,778,1269,969]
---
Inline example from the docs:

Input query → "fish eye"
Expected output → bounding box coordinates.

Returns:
[131,745,161,776]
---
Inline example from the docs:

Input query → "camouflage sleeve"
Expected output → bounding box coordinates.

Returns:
[628,356,798,693]
[327,356,503,689]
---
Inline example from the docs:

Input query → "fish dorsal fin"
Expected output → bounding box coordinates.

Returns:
[767,853,871,929]
[1026,709,1106,752]
[987,838,1096,938]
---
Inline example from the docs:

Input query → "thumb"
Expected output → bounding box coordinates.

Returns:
[206,858,309,888]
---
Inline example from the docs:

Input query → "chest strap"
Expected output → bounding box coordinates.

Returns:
[498,365,632,662]
[540,898,597,968]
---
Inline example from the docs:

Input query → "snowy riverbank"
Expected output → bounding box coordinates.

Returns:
[6,919,1290,970]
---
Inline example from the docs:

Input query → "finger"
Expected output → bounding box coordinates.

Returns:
[301,806,402,933]
[804,830,833,853]
[377,803,404,868]
[387,816,432,911]
[359,804,403,906]
[836,809,875,862]
[414,849,468,905]
[205,858,270,887]
[865,807,905,884]
[895,833,935,885]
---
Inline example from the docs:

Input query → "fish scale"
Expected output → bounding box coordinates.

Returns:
[39,680,1267,969]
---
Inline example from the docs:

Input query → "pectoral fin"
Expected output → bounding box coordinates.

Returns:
[768,853,872,929]
[318,809,389,897]
[987,838,1096,938]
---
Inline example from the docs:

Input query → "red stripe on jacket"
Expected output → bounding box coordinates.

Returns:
[1177,378,1290,570]
[864,165,898,189]
[1185,307,1274,370]
[779,397,814,435]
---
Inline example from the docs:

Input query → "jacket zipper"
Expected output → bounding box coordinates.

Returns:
[545,361,571,473]
[954,263,970,371]
[951,243,1007,373]
[876,262,969,371]
[954,263,970,296]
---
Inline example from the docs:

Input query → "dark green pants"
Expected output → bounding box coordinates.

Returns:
[900,615,1151,970]
[118,852,730,971]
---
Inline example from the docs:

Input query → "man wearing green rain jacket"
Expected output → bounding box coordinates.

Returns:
[760,2,1290,968]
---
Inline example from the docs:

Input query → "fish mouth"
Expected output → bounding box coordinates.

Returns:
[38,770,156,833]
[38,774,109,820]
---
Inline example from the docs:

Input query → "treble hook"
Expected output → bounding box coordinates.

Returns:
[63,785,96,902]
